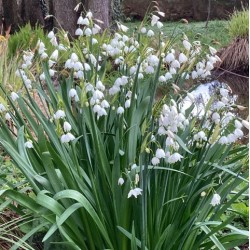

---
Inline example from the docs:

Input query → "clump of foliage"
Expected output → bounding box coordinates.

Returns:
[0,9,248,250]
[228,8,249,39]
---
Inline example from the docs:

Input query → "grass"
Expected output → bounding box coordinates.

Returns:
[127,19,230,50]
[228,9,249,39]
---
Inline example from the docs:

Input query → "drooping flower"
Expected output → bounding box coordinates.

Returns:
[151,15,160,26]
[155,148,165,159]
[167,153,183,164]
[183,40,191,51]
[118,177,124,186]
[0,103,6,112]
[53,110,66,120]
[151,157,160,165]
[210,193,221,206]
[63,121,72,132]
[5,112,11,121]
[179,53,188,63]
[75,28,83,36]
[128,188,143,198]
[117,106,124,115]
[24,140,33,148]
[147,30,155,37]
[61,133,75,143]
[11,92,19,101]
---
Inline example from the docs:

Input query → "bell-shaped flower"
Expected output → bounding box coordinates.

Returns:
[118,177,124,186]
[210,193,221,206]
[5,112,11,121]
[168,153,183,164]
[155,148,165,159]
[117,106,124,115]
[75,28,83,36]
[179,53,188,63]
[54,110,66,120]
[151,15,160,26]
[151,157,160,165]
[11,92,19,101]
[147,30,155,37]
[24,140,33,148]
[183,40,191,51]
[63,121,72,132]
[61,133,75,143]
[128,188,143,198]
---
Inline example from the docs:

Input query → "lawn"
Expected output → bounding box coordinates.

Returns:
[127,19,230,49]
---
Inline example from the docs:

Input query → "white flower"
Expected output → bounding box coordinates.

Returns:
[212,112,220,123]
[151,157,160,165]
[220,88,229,97]
[82,17,90,26]
[242,120,249,130]
[128,188,143,198]
[165,72,172,80]
[71,53,78,62]
[0,103,6,112]
[191,71,198,79]
[165,53,175,63]
[48,31,55,39]
[159,75,166,82]
[145,65,154,74]
[125,99,131,108]
[227,133,237,143]
[61,133,75,143]
[171,60,180,68]
[183,40,191,51]
[168,153,183,164]
[58,44,67,51]
[210,193,221,206]
[77,16,86,25]
[198,131,207,141]
[117,23,129,32]
[75,28,83,36]
[118,177,124,186]
[209,46,217,55]
[63,121,72,132]
[117,106,124,115]
[92,24,101,34]
[41,52,48,59]
[84,63,91,71]
[69,89,79,102]
[86,11,93,19]
[156,21,163,29]
[141,27,147,33]
[5,112,11,121]
[234,128,243,138]
[119,149,125,156]
[84,28,92,36]
[151,14,160,26]
[50,49,59,61]
[219,136,228,145]
[25,140,33,148]
[234,120,243,129]
[54,110,66,119]
[11,92,19,101]
[147,30,154,37]
[101,100,110,108]
[179,53,188,63]
[96,81,105,91]
[49,69,56,77]
[155,148,165,159]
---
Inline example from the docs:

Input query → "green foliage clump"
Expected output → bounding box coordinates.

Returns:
[228,9,249,39]
[0,10,248,250]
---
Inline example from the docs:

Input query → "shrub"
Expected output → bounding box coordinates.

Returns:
[0,10,248,249]
[228,8,249,39]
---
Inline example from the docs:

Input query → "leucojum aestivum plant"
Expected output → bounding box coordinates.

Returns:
[0,9,248,250]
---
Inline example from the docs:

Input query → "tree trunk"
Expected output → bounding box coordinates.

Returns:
[87,0,110,30]
[52,0,80,37]
[2,0,23,31]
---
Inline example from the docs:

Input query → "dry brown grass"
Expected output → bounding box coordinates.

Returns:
[216,37,249,74]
